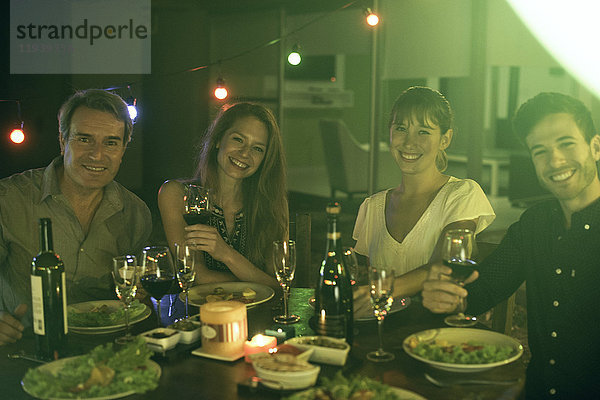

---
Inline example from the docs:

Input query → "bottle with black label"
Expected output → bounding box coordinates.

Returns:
[31,218,68,360]
[313,202,354,344]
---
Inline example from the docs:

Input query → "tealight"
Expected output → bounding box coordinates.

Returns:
[200,301,247,358]
[244,334,277,363]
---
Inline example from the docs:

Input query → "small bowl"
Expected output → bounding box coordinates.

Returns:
[141,328,180,350]
[168,320,201,344]
[252,353,320,390]
[285,336,350,366]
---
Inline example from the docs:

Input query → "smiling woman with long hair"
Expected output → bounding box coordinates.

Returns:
[158,103,287,289]
[351,86,495,313]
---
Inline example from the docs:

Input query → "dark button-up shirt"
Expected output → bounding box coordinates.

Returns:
[0,157,152,323]
[467,198,600,399]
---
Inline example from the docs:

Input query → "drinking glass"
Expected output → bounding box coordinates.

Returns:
[367,266,395,362]
[273,240,300,324]
[442,229,478,327]
[112,255,138,344]
[140,246,176,327]
[175,242,197,319]
[343,247,359,286]
[183,183,211,225]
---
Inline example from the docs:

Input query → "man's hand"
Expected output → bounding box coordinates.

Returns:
[0,304,27,346]
[421,264,478,314]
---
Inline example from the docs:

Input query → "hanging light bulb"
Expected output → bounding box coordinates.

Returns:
[365,8,380,27]
[214,77,228,100]
[126,97,138,122]
[9,121,25,144]
[287,44,301,66]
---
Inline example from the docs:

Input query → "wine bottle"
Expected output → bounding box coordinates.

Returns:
[31,218,68,361]
[313,202,354,344]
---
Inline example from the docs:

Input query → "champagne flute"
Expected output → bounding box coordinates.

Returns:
[273,240,300,324]
[175,242,197,319]
[112,255,138,344]
[140,246,176,327]
[183,183,211,225]
[442,229,478,327]
[367,266,395,362]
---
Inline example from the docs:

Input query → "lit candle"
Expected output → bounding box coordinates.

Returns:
[200,301,247,358]
[244,334,277,363]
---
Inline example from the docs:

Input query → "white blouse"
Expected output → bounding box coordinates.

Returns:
[352,177,495,276]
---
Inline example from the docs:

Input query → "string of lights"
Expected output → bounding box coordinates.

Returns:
[2,1,380,144]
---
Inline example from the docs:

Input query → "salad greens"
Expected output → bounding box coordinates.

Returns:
[284,371,403,400]
[23,337,158,398]
[412,341,514,364]
[68,300,146,327]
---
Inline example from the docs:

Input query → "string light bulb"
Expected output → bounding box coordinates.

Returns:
[126,97,138,122]
[365,8,380,27]
[214,77,228,100]
[9,121,25,144]
[287,44,301,66]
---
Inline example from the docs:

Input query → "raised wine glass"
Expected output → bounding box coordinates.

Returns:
[273,240,300,324]
[442,228,478,327]
[175,242,197,319]
[140,246,176,327]
[112,255,138,344]
[367,266,395,362]
[183,183,211,225]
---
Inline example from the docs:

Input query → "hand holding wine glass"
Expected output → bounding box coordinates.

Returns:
[175,242,197,319]
[367,266,395,362]
[273,240,300,324]
[112,255,138,344]
[183,183,211,225]
[442,229,478,327]
[140,246,176,327]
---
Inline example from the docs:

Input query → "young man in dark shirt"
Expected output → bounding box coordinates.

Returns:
[422,92,600,399]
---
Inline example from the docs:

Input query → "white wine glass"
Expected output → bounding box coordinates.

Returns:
[367,266,395,362]
[442,229,478,327]
[140,246,176,327]
[273,240,300,324]
[175,242,197,319]
[183,183,211,225]
[112,255,138,344]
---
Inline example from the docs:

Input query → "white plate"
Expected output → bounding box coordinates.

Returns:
[308,296,411,322]
[184,282,275,308]
[403,328,524,373]
[21,356,161,400]
[68,300,151,334]
[191,347,244,362]
[293,385,426,399]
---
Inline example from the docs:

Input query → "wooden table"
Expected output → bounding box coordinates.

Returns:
[0,289,526,399]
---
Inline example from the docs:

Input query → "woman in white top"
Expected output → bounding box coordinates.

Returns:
[352,86,495,312]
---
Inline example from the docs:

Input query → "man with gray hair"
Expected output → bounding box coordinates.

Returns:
[0,89,151,345]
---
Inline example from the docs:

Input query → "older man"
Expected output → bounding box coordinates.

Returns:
[422,92,600,399]
[0,89,151,345]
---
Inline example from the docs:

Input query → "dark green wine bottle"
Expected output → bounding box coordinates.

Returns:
[314,202,354,344]
[31,218,68,361]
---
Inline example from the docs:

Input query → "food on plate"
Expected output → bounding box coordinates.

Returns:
[168,319,198,331]
[22,337,158,398]
[68,300,145,327]
[406,337,514,364]
[284,371,403,400]
[253,352,314,372]
[273,344,303,356]
[200,286,256,304]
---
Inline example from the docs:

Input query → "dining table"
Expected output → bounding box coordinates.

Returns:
[1,288,527,400]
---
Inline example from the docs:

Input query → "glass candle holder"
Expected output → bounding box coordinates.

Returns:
[200,301,247,358]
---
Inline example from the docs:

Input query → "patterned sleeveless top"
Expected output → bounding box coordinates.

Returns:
[204,204,248,272]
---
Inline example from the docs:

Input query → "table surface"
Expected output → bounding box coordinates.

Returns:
[1,288,526,400]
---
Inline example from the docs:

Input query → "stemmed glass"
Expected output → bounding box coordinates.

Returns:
[273,240,300,324]
[442,229,478,327]
[175,242,197,319]
[140,246,176,327]
[367,266,395,362]
[183,183,211,225]
[112,255,138,344]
